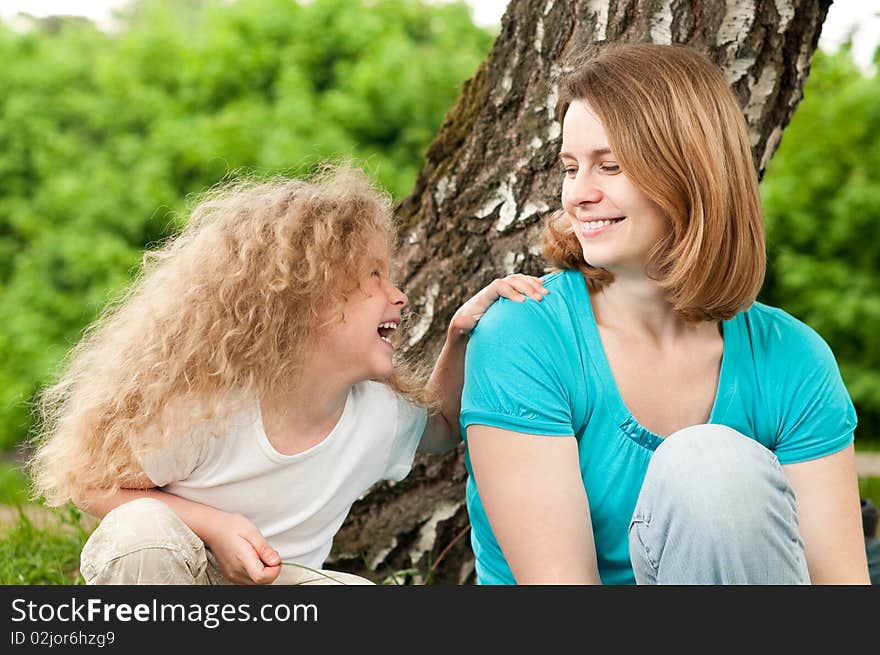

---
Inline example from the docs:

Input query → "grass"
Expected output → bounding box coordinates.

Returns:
[0,460,91,584]
[0,505,90,584]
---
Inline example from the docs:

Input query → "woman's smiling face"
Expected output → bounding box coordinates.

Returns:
[560,100,669,278]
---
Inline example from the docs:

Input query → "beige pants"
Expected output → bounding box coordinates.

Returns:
[80,498,374,585]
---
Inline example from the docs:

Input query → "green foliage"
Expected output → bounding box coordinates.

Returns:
[0,0,493,449]
[0,461,29,505]
[760,46,880,446]
[860,478,880,509]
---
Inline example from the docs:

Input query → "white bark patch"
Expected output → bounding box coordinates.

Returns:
[406,283,439,347]
[745,66,778,136]
[543,0,555,16]
[502,251,522,275]
[458,558,476,585]
[476,197,501,219]
[534,17,544,54]
[545,68,563,136]
[648,0,673,44]
[717,0,756,47]
[477,171,527,232]
[495,71,513,106]
[545,79,559,118]
[774,0,794,34]
[521,199,550,222]
[760,125,783,172]
[587,0,609,42]
[433,175,455,209]
[409,501,460,564]
[493,174,519,232]
[498,195,551,235]
[796,41,812,78]
[530,136,543,149]
[724,56,756,85]
[370,538,397,571]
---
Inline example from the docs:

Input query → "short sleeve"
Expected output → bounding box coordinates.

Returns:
[771,319,857,464]
[136,415,217,487]
[383,392,428,481]
[138,432,206,487]
[461,296,575,437]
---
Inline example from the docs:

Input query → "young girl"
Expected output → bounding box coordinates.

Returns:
[461,43,869,584]
[28,164,547,585]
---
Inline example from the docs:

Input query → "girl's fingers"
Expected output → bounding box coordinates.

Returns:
[492,279,525,302]
[502,274,548,301]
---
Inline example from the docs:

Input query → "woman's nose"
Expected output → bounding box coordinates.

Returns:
[567,173,604,205]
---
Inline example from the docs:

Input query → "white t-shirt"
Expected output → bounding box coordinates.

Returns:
[139,381,428,568]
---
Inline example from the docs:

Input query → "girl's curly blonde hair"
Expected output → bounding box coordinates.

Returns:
[29,164,430,507]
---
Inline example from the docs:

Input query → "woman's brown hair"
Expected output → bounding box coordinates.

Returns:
[542,43,765,322]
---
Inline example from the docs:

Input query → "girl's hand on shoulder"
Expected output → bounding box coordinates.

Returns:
[450,274,548,336]
[204,513,281,585]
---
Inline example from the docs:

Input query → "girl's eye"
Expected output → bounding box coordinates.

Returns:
[371,270,382,278]
[563,166,577,177]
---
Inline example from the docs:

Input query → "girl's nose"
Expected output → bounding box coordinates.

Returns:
[390,284,407,307]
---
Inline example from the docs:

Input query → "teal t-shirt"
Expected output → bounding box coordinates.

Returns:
[460,269,857,585]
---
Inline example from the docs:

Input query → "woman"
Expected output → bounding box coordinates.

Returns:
[460,43,869,584]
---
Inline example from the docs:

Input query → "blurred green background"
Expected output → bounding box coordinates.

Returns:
[0,0,877,484]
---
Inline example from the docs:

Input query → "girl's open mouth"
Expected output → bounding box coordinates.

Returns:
[377,321,398,346]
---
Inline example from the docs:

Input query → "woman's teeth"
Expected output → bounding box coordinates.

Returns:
[583,218,623,231]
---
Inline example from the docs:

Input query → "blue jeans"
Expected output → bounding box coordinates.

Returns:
[628,424,811,584]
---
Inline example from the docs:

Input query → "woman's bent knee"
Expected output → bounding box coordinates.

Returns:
[647,424,785,501]
[630,424,808,583]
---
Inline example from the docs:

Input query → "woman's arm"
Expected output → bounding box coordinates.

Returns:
[467,424,601,584]
[783,444,870,584]
[418,275,548,454]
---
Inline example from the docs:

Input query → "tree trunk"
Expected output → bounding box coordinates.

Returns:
[326,0,833,585]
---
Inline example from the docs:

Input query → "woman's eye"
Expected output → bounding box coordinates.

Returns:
[599,162,620,174]
[563,166,577,177]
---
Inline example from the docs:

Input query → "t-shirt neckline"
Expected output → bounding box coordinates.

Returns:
[568,269,738,449]
[254,386,355,462]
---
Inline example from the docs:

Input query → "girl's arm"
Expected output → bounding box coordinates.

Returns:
[80,481,282,585]
[467,425,601,583]
[417,274,548,454]
[783,444,870,584]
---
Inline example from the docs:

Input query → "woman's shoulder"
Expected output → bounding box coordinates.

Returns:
[473,268,585,335]
[739,301,837,366]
